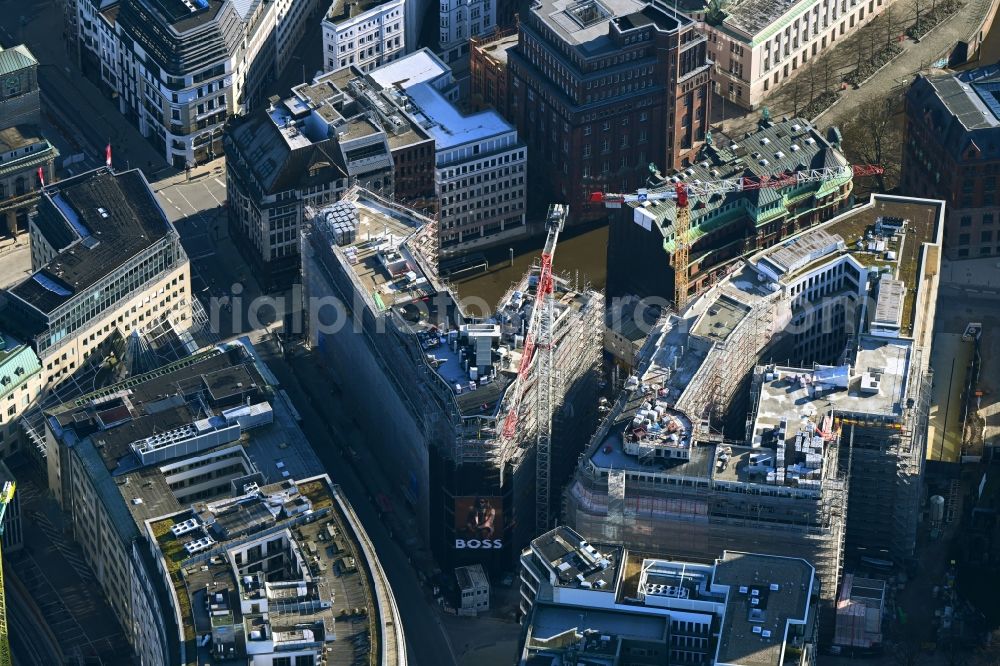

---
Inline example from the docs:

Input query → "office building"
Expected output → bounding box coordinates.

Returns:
[274,0,325,74]
[607,118,852,303]
[1,168,192,420]
[0,45,41,128]
[73,0,320,167]
[470,28,518,115]
[438,0,496,64]
[301,189,602,570]
[225,64,438,288]
[322,0,407,73]
[0,334,43,460]
[704,0,894,110]
[369,50,528,255]
[44,340,405,665]
[567,194,943,639]
[902,63,1000,259]
[508,0,712,223]
[519,526,820,666]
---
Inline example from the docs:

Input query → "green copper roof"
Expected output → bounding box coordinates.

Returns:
[0,44,37,77]
[0,334,41,400]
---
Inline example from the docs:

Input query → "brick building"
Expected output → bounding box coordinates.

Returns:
[470,28,518,115]
[507,0,712,223]
[902,64,1000,260]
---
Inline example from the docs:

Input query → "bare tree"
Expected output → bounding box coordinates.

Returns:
[840,92,905,192]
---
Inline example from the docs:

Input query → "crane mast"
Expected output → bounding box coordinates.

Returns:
[499,205,566,532]
[590,163,885,311]
[0,480,15,666]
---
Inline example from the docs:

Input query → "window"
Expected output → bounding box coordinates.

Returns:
[982,230,993,243]
[959,233,970,245]
[960,215,972,227]
[984,213,994,225]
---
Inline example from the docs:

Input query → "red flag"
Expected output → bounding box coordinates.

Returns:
[37,167,45,187]
[106,143,112,168]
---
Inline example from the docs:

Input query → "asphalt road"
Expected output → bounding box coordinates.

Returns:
[0,0,168,173]
[254,337,457,666]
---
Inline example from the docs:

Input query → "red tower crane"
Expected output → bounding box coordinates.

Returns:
[589,163,884,311]
[496,205,567,531]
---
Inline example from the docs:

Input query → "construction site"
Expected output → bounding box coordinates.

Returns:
[565,193,944,642]
[604,117,855,304]
[300,189,603,569]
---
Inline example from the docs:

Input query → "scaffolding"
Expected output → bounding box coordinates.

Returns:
[683,286,773,425]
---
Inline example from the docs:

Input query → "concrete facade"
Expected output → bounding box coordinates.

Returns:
[73,0,319,167]
[438,0,497,63]
[322,0,407,73]
[705,0,896,110]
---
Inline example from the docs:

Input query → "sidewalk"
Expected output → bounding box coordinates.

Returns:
[816,0,997,128]
[717,0,997,136]
[0,0,169,173]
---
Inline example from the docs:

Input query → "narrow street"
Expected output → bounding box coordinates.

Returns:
[254,335,458,666]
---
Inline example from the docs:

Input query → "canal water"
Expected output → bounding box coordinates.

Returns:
[455,17,1000,307]
[450,221,610,308]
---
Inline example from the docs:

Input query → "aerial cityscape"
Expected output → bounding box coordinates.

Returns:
[0,0,997,663]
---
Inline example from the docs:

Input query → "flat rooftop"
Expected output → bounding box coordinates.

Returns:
[531,0,685,57]
[474,32,518,65]
[369,49,451,91]
[691,293,752,342]
[9,168,174,314]
[145,0,225,29]
[714,551,813,666]
[591,389,714,478]
[149,476,376,661]
[528,603,668,643]
[754,336,913,427]
[403,82,515,150]
[721,0,803,39]
[530,525,623,591]
[0,125,45,152]
[752,196,943,337]
[326,0,397,22]
[310,195,435,310]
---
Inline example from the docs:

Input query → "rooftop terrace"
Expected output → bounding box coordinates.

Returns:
[530,525,623,591]
[752,196,943,336]
[149,476,379,664]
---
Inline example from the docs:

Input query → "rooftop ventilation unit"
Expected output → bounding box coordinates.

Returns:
[183,536,216,555]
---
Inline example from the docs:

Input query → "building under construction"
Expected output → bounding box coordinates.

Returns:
[300,188,603,569]
[566,194,944,639]
[607,117,854,304]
